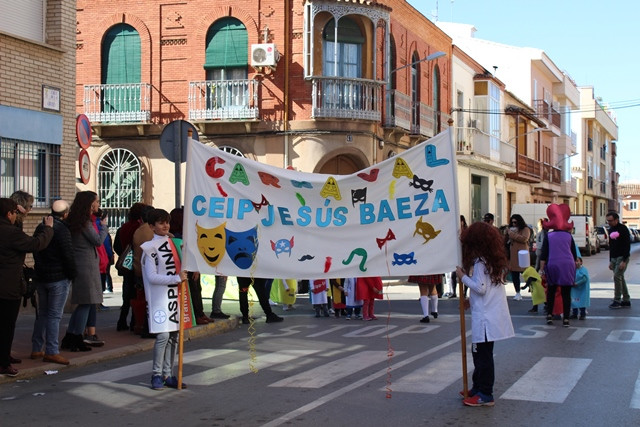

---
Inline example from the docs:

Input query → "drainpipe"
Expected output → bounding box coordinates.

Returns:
[283,0,290,168]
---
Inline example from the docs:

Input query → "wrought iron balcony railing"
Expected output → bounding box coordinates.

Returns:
[189,79,259,121]
[311,76,382,121]
[83,83,151,123]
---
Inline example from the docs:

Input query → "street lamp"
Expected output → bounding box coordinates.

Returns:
[506,127,551,144]
[555,152,578,168]
[390,51,446,74]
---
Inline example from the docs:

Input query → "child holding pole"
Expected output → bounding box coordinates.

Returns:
[141,208,188,390]
[456,221,514,407]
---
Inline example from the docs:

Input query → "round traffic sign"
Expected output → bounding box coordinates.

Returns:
[76,114,92,149]
[159,120,199,163]
[78,148,90,184]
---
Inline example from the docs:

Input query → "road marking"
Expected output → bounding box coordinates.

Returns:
[390,351,472,394]
[500,356,591,403]
[270,351,401,388]
[183,349,319,386]
[261,332,470,427]
[64,349,236,383]
[631,371,640,409]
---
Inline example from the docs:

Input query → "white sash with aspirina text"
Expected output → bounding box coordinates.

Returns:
[141,236,182,333]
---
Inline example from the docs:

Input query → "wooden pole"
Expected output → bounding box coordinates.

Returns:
[177,279,187,390]
[459,276,468,397]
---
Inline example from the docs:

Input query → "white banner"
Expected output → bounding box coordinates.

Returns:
[182,129,461,279]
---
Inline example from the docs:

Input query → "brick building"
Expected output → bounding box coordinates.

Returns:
[0,0,77,231]
[75,0,452,226]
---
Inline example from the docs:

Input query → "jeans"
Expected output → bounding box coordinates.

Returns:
[471,340,495,396]
[32,279,71,355]
[66,304,92,335]
[211,275,227,314]
[152,331,177,377]
[611,256,630,302]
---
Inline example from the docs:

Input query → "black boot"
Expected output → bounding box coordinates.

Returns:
[60,332,74,350]
[70,334,92,352]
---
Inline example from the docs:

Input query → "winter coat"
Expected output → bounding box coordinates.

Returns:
[507,226,530,272]
[33,217,77,283]
[0,217,53,300]
[70,220,108,304]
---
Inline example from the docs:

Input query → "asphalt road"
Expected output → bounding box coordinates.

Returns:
[2,245,640,427]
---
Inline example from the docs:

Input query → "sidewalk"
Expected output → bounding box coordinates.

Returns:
[2,283,239,385]
[2,278,412,385]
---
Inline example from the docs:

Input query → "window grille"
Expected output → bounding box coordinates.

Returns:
[0,137,60,207]
[97,148,141,232]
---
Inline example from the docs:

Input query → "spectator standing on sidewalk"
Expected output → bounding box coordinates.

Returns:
[113,202,147,332]
[0,197,53,376]
[31,200,76,365]
[60,191,109,352]
[606,211,631,309]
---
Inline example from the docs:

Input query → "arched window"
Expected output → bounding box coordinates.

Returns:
[433,64,441,133]
[98,148,142,231]
[101,24,141,115]
[217,145,245,157]
[205,18,248,81]
[411,51,420,132]
[322,17,363,78]
[204,18,249,111]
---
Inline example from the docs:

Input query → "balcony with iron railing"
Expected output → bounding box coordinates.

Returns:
[384,89,411,130]
[188,79,259,121]
[83,83,151,123]
[311,76,383,121]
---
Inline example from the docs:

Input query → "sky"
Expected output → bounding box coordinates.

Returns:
[408,0,640,183]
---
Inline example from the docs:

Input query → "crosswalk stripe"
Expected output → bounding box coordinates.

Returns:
[390,351,472,394]
[270,351,401,388]
[631,371,640,409]
[64,349,236,383]
[182,349,320,386]
[500,356,591,403]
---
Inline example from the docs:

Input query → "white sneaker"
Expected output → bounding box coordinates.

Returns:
[513,293,522,301]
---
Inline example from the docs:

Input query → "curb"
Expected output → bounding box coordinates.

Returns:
[0,317,239,385]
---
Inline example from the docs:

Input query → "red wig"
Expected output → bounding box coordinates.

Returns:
[459,221,508,285]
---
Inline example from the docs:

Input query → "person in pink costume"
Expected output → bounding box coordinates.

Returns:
[539,204,578,327]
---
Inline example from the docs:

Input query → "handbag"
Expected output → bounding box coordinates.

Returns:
[115,244,134,274]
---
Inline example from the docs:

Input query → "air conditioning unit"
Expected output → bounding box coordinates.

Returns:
[251,43,279,67]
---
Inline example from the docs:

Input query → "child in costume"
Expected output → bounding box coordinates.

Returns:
[456,221,514,407]
[310,279,330,317]
[343,277,362,320]
[329,278,347,317]
[356,276,383,321]
[571,256,590,319]
[271,279,297,311]
[141,209,188,390]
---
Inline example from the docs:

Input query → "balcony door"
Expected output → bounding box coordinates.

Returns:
[205,18,249,110]
[101,24,141,115]
[411,52,420,133]
[322,17,363,110]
